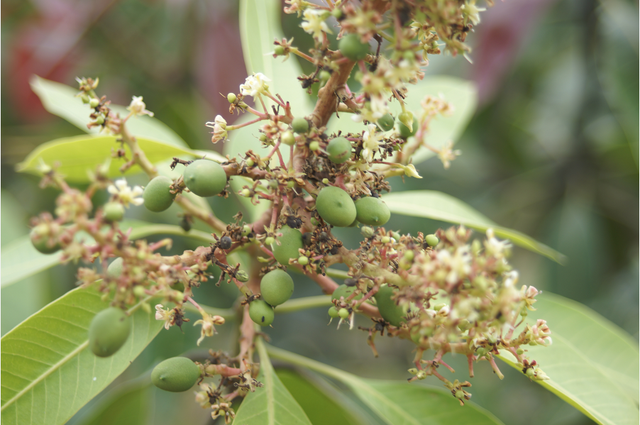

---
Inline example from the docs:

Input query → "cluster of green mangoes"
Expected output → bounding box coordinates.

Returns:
[248,268,294,327]
[316,186,391,227]
[143,159,227,212]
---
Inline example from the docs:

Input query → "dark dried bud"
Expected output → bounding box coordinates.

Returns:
[219,236,233,250]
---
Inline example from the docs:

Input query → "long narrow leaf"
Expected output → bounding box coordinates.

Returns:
[233,338,312,424]
[498,292,639,425]
[30,76,188,148]
[266,345,504,425]
[1,286,162,425]
[16,135,196,183]
[239,0,308,110]
[383,190,565,263]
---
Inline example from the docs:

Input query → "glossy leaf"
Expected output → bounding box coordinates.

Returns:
[276,368,365,425]
[239,0,309,111]
[223,115,274,221]
[30,76,188,148]
[266,345,504,425]
[325,76,477,165]
[71,379,151,425]
[0,286,162,425]
[16,135,196,183]
[1,222,215,288]
[234,0,310,220]
[233,339,312,424]
[498,292,639,425]
[382,190,565,263]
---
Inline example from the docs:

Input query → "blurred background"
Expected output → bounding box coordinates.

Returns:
[2,0,638,424]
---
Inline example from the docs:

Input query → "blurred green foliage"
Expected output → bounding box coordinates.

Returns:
[2,0,637,424]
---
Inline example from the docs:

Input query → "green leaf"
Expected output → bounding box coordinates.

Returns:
[497,292,639,425]
[71,378,150,425]
[1,221,214,288]
[233,339,312,424]
[239,0,309,111]
[223,114,274,221]
[16,134,197,183]
[325,76,477,165]
[0,286,162,425]
[266,345,504,425]
[276,368,365,425]
[235,0,311,220]
[30,76,188,148]
[382,190,565,263]
[349,380,503,425]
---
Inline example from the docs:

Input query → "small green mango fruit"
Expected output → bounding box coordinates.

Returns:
[326,137,352,164]
[315,186,356,227]
[30,224,60,254]
[339,34,370,61]
[249,300,275,327]
[151,357,201,392]
[355,197,391,226]
[374,285,409,327]
[143,176,175,212]
[272,225,304,265]
[183,160,227,197]
[89,307,131,357]
[260,269,294,306]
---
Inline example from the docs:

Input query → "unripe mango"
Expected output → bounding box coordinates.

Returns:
[249,300,275,327]
[272,225,304,265]
[143,176,175,212]
[315,186,356,227]
[151,357,201,392]
[355,197,391,226]
[260,269,294,306]
[89,307,131,357]
[183,160,227,197]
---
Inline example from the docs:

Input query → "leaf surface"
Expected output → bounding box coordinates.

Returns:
[498,292,639,425]
[0,286,162,425]
[233,339,312,424]
[30,76,188,148]
[16,135,196,183]
[266,345,503,425]
[382,190,565,263]
[276,368,365,425]
[239,0,308,111]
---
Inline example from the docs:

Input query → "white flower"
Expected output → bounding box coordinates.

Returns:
[437,140,461,169]
[205,115,228,144]
[194,312,225,346]
[127,96,154,117]
[240,73,271,98]
[155,304,173,330]
[361,124,383,162]
[402,164,423,179]
[107,179,144,207]
[503,270,519,288]
[300,9,331,42]
[484,228,511,259]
